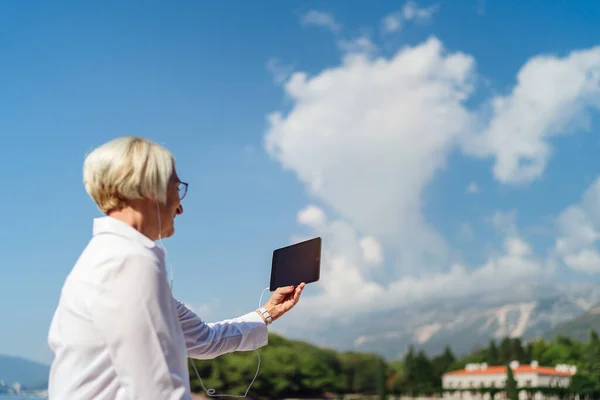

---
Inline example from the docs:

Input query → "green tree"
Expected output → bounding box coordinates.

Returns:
[590,329,600,345]
[529,338,547,362]
[431,346,455,388]
[505,364,518,400]
[570,372,598,397]
[185,330,600,399]
[511,338,527,363]
[401,345,417,394]
[499,337,512,364]
[376,358,388,400]
[487,339,499,364]
[584,332,600,389]
[388,360,404,395]
[413,350,435,394]
[524,341,534,362]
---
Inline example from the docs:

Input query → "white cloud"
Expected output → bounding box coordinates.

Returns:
[299,11,377,56]
[466,182,479,193]
[266,57,294,84]
[462,46,600,184]
[382,1,439,35]
[458,222,474,242]
[264,33,600,320]
[264,36,543,319]
[563,250,600,274]
[555,177,600,274]
[184,302,211,316]
[487,210,518,234]
[359,236,383,264]
[300,10,340,34]
[403,0,439,21]
[289,206,545,319]
[337,37,378,55]
[183,298,220,320]
[266,37,475,275]
[382,14,402,35]
[297,204,328,229]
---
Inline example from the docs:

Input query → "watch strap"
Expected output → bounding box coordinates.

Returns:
[258,307,273,325]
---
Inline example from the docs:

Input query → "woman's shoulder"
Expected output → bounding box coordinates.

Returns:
[74,233,165,279]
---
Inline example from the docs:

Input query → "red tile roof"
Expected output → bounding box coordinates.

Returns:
[444,365,574,377]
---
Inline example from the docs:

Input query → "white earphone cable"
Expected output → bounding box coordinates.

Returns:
[156,202,174,289]
[157,202,270,397]
[189,287,270,398]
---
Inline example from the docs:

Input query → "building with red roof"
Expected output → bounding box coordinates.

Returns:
[442,361,576,399]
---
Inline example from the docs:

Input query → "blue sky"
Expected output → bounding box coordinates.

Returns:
[3,0,600,364]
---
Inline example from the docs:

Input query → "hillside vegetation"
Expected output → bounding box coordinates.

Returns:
[188,331,600,399]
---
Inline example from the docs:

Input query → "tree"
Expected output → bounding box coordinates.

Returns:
[570,372,598,397]
[388,361,405,395]
[586,335,600,389]
[487,340,499,364]
[511,338,527,363]
[505,364,518,400]
[499,337,512,364]
[432,347,456,389]
[413,350,435,394]
[524,342,534,362]
[376,358,388,400]
[186,331,600,399]
[402,345,417,394]
[590,329,599,345]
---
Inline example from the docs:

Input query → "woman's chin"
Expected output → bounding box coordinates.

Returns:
[161,226,175,239]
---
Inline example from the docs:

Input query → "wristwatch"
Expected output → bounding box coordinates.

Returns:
[258,307,273,325]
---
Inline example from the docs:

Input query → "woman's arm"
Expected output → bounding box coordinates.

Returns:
[173,300,269,360]
[174,283,305,360]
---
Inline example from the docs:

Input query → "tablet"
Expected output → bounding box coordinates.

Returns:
[269,237,321,291]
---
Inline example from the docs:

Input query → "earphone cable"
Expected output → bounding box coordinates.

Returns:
[157,200,270,397]
[189,287,270,397]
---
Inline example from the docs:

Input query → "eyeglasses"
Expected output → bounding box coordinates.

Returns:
[178,181,188,200]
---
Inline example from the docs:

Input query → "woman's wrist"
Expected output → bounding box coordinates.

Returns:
[256,303,278,324]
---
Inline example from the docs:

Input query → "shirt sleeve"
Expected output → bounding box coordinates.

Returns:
[174,299,269,360]
[90,252,192,400]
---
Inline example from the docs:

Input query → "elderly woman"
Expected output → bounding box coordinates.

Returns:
[47,136,305,399]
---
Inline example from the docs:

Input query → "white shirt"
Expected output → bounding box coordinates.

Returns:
[47,216,268,400]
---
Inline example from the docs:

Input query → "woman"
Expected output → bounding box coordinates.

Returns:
[47,136,305,399]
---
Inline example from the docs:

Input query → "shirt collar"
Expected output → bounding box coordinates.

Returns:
[93,216,158,250]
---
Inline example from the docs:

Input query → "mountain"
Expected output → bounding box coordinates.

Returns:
[0,354,49,389]
[289,282,600,360]
[542,304,600,342]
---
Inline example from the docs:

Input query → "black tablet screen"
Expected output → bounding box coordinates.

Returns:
[270,237,321,291]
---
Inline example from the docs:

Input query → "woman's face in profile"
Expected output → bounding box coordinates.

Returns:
[160,169,184,238]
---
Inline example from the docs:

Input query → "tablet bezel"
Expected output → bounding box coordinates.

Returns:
[269,237,321,292]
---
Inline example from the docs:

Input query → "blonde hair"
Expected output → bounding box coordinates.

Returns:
[83,136,175,214]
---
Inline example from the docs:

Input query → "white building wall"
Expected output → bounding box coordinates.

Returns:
[515,372,537,388]
[536,374,571,387]
[443,372,541,390]
[443,373,505,390]
[442,372,571,400]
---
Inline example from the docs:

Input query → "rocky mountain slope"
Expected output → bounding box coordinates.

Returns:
[298,282,600,360]
[542,304,600,342]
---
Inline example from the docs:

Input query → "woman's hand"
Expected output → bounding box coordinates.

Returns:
[260,282,306,322]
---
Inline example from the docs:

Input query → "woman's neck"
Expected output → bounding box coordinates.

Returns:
[108,205,158,240]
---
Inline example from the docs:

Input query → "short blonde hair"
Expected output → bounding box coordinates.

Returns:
[83,136,175,214]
